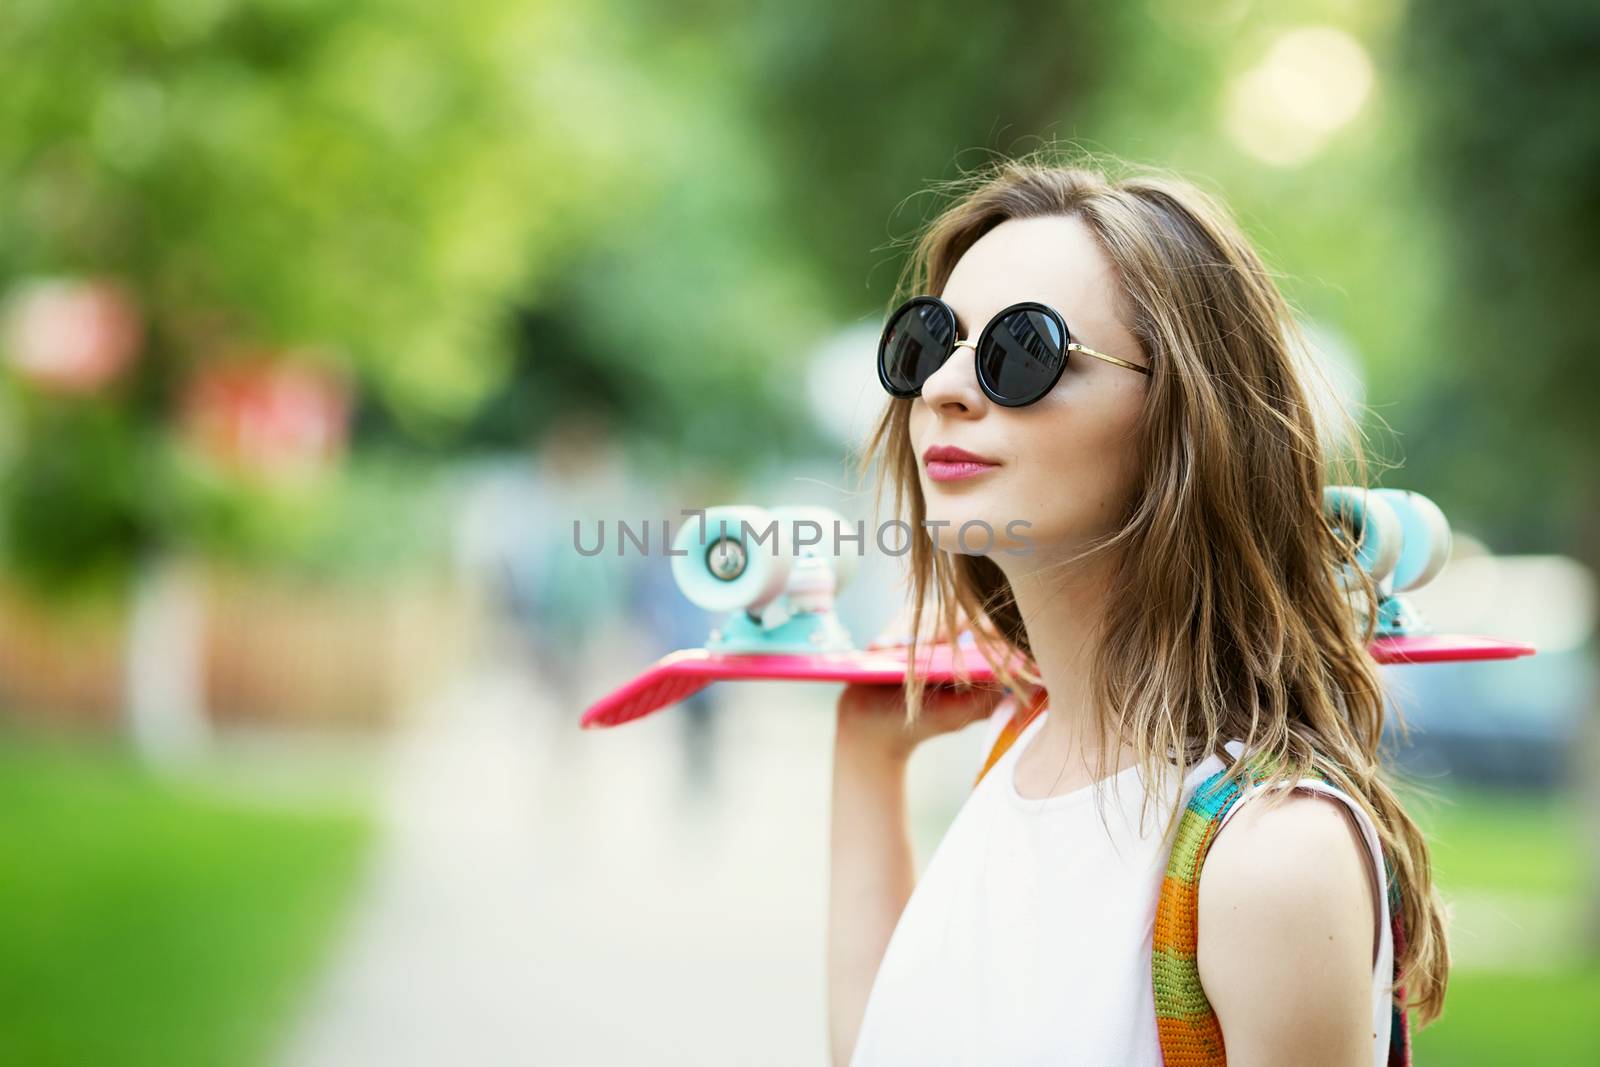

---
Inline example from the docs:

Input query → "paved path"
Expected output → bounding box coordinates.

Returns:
[281,653,982,1066]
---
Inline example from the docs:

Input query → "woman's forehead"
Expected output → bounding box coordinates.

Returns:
[942,215,1120,330]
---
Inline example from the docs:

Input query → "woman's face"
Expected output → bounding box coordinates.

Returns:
[907,215,1150,564]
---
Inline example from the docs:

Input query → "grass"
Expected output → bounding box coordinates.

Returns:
[1406,785,1587,897]
[0,731,373,1067]
[1402,783,1600,1066]
[1412,966,1600,1065]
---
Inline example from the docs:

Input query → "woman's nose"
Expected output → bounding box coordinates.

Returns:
[919,339,988,415]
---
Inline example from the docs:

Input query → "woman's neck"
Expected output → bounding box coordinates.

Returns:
[1002,552,1137,786]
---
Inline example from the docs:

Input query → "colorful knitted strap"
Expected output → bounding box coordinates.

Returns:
[1151,752,1290,1065]
[970,718,1412,1066]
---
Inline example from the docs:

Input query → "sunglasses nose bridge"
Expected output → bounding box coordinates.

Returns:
[917,335,985,407]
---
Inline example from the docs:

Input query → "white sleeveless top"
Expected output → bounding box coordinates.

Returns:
[850,705,1395,1066]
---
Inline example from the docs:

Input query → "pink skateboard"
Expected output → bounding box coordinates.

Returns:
[579,633,1535,729]
[579,497,1537,730]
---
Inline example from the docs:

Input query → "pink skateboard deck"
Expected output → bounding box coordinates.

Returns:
[579,633,1536,729]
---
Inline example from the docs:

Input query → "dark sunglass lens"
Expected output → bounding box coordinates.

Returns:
[881,301,955,395]
[978,308,1065,404]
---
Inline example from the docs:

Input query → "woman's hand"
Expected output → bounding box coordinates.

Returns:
[844,600,1004,761]
[835,681,1007,763]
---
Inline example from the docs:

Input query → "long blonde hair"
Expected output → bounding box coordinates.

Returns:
[856,151,1449,1023]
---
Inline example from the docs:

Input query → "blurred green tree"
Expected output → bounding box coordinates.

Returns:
[1399,0,1600,552]
[1401,0,1600,950]
[0,0,631,586]
[0,0,654,756]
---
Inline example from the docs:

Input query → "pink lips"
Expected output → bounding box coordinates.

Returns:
[922,444,1000,482]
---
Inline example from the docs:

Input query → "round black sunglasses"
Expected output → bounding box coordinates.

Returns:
[877,296,1150,408]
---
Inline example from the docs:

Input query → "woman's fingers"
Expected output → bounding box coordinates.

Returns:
[926,682,1006,720]
[837,681,1005,756]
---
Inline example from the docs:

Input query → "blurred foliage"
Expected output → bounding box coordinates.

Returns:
[0,0,1593,588]
[728,0,1115,311]
[162,450,457,581]
[1398,0,1600,555]
[0,397,159,596]
[0,0,630,589]
[0,731,371,1066]
[1079,4,1440,413]
[0,0,615,422]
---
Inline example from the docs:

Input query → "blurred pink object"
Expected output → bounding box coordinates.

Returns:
[181,355,351,480]
[1,277,143,392]
[581,641,1010,729]
[579,632,1535,729]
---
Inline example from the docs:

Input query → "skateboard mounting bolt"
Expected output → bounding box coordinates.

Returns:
[706,537,746,581]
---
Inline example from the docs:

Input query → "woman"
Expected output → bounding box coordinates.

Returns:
[828,156,1448,1066]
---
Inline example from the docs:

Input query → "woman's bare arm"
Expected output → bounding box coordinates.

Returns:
[826,683,1004,1066]
[827,721,916,1066]
[1196,790,1381,1067]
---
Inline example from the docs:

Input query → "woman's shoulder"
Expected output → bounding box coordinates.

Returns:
[1198,785,1378,922]
[1192,785,1382,1060]
[1194,751,1383,942]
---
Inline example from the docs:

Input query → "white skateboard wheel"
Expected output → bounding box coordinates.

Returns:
[1372,489,1452,593]
[671,505,791,614]
[1323,486,1403,588]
